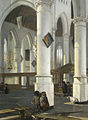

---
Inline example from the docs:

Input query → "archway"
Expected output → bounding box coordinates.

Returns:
[55,12,69,69]
[3,30,18,84]
[6,31,17,73]
[54,13,70,93]
[72,0,88,102]
[55,18,63,68]
[0,0,36,28]
[0,3,37,88]
[21,34,31,87]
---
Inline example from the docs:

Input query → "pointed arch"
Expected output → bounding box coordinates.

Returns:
[0,0,35,29]
[21,32,33,51]
[60,12,69,35]
[26,32,34,49]
[56,12,69,35]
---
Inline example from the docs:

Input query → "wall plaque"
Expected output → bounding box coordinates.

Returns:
[42,32,54,48]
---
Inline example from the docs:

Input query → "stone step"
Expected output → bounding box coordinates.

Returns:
[34,113,86,120]
[0,107,31,119]
[0,109,16,114]
[0,107,30,114]
[0,115,20,120]
[0,109,18,119]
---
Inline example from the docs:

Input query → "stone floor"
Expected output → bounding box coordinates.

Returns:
[0,89,88,120]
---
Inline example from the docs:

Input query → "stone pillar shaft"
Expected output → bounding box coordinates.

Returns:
[13,47,21,73]
[37,6,51,76]
[30,50,36,72]
[74,21,86,77]
[0,33,4,73]
[16,47,21,73]
[63,34,69,82]
[51,29,56,69]
[35,0,54,106]
[0,31,4,82]
[63,34,69,65]
[73,18,88,102]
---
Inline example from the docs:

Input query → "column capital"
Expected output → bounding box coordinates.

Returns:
[35,0,53,7]
[63,33,70,38]
[72,17,88,24]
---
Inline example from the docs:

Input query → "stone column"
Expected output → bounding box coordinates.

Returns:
[51,1,56,69]
[69,37,74,64]
[16,47,21,73]
[15,47,21,84]
[35,0,54,106]
[13,48,17,72]
[73,18,88,102]
[30,50,36,85]
[30,50,36,72]
[63,33,69,82]
[51,28,56,69]
[29,49,36,87]
[13,47,21,72]
[0,30,4,83]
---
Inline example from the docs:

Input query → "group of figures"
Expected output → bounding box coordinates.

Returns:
[32,91,49,112]
[62,81,72,96]
[62,81,79,103]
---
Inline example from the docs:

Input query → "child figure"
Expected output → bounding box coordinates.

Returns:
[40,92,49,111]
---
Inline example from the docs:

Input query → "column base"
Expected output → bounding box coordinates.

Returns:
[35,75,54,106]
[73,77,88,102]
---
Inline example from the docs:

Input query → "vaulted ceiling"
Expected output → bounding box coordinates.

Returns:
[5,5,74,36]
[5,5,37,31]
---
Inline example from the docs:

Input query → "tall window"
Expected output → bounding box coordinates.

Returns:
[25,49,30,61]
[56,46,62,67]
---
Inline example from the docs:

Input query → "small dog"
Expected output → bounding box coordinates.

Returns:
[67,96,78,103]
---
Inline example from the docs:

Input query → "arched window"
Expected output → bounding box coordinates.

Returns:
[56,45,63,67]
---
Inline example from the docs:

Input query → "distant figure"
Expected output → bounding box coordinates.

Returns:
[62,81,67,96]
[67,96,78,103]
[40,92,49,111]
[32,91,41,111]
[67,82,71,96]
[4,83,9,94]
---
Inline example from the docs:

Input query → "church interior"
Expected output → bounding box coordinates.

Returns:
[0,0,88,119]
